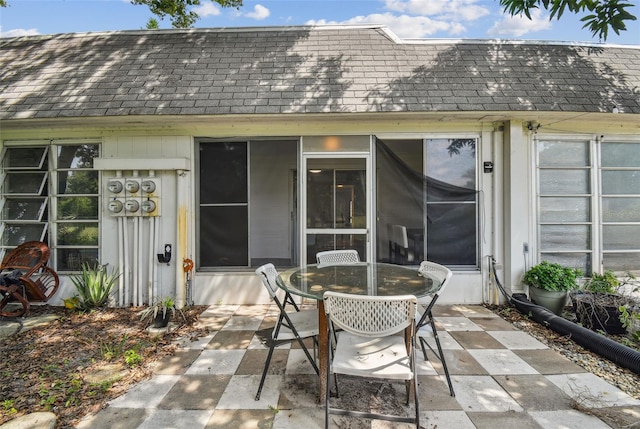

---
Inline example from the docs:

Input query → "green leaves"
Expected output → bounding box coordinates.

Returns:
[580,0,637,40]
[523,261,581,292]
[582,270,619,294]
[69,263,120,311]
[131,0,243,28]
[499,0,637,40]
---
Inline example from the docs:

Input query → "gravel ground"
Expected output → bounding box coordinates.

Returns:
[489,304,640,401]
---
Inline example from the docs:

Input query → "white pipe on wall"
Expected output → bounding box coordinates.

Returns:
[123,217,130,306]
[148,216,155,304]
[131,170,139,306]
[133,216,139,306]
[153,214,160,301]
[138,215,144,305]
[118,217,124,306]
[147,170,156,305]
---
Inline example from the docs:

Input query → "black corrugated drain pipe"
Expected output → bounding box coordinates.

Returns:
[490,257,640,375]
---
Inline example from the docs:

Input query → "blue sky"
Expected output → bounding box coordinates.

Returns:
[1,0,639,44]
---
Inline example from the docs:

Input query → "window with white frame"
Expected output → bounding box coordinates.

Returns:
[0,141,100,270]
[536,137,640,275]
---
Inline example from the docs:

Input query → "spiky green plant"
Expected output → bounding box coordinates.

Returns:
[70,263,119,310]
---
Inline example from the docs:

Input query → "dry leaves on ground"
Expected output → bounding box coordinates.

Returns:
[0,305,209,429]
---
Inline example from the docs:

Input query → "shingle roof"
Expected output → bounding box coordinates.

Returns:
[1,25,639,120]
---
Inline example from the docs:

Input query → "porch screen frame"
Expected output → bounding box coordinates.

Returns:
[299,136,373,266]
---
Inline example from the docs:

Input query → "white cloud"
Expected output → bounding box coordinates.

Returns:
[245,4,270,20]
[307,13,464,39]
[193,2,221,17]
[488,9,552,37]
[307,0,490,38]
[0,27,40,38]
[384,0,489,22]
[385,0,446,15]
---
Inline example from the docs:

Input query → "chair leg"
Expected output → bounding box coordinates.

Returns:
[0,285,28,318]
[419,336,429,362]
[325,335,331,429]
[293,335,319,375]
[430,319,455,397]
[255,342,276,401]
[413,360,420,428]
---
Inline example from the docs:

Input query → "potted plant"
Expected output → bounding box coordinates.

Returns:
[523,261,581,315]
[139,296,183,328]
[571,271,639,335]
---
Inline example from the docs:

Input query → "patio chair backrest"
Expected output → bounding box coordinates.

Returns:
[323,291,416,338]
[1,241,50,272]
[418,261,452,294]
[316,249,360,266]
[255,263,280,298]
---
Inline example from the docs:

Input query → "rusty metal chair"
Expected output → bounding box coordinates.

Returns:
[0,241,60,317]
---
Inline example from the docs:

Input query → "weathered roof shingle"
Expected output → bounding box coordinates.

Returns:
[1,25,639,120]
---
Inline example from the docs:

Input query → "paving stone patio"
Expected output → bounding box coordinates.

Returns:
[76,304,640,429]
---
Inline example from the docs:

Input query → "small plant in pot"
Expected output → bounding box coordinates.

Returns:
[571,271,639,335]
[140,296,184,328]
[523,261,581,315]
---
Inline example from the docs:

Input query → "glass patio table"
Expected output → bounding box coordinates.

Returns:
[276,262,443,401]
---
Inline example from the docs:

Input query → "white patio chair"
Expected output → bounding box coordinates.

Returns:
[254,263,319,400]
[416,260,455,396]
[323,291,420,428]
[316,249,360,266]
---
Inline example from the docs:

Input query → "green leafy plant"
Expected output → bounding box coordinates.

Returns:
[523,261,581,292]
[619,305,640,342]
[99,334,130,361]
[69,263,120,310]
[140,296,182,323]
[2,399,17,415]
[124,349,143,366]
[582,270,619,294]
